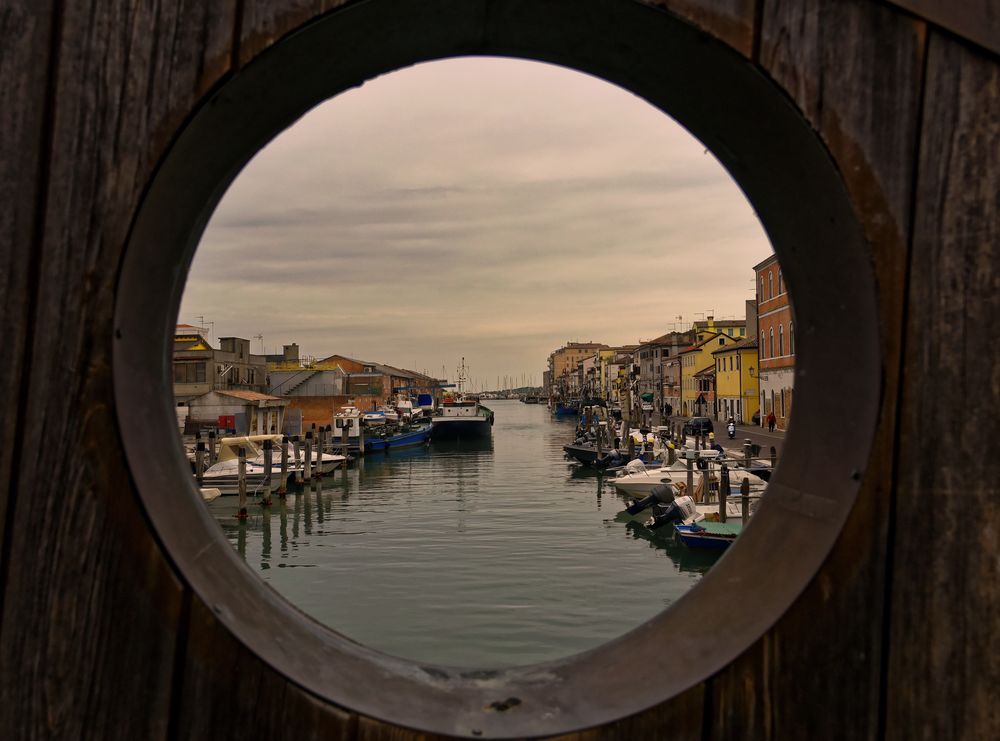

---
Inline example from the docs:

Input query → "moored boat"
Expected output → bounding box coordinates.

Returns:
[364,423,432,452]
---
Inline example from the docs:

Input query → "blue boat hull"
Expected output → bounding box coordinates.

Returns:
[674,523,736,550]
[365,425,431,452]
[553,403,578,417]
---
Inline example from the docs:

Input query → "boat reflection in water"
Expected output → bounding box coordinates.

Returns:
[614,509,722,576]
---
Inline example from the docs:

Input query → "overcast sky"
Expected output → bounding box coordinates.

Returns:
[180,57,772,389]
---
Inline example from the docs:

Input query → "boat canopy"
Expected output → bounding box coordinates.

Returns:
[216,434,283,462]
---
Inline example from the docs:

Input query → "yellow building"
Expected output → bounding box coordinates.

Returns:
[679,331,729,416]
[712,338,759,424]
[547,342,609,395]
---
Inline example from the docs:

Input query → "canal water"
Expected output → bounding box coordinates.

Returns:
[209,399,720,669]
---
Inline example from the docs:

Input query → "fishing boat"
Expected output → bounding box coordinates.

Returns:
[430,359,494,440]
[552,399,579,417]
[364,423,432,452]
[430,393,494,439]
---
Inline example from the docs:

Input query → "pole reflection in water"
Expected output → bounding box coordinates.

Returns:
[261,508,271,570]
[205,401,722,668]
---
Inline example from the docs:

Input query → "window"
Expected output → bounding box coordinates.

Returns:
[173,362,206,384]
[779,325,784,356]
[769,328,774,358]
[778,269,783,293]
[768,271,773,298]
[789,323,795,355]
[781,388,786,417]
[759,278,764,301]
[761,332,766,358]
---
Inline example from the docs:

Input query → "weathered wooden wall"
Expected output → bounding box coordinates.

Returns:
[0,0,996,738]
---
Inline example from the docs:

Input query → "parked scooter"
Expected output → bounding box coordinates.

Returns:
[727,420,736,439]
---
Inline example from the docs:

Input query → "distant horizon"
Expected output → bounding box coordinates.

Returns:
[180,57,773,383]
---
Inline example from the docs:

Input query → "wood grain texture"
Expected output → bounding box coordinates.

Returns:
[239,0,351,66]
[175,595,357,739]
[0,1,236,737]
[559,684,704,741]
[888,30,1000,741]
[0,0,54,588]
[886,0,1000,57]
[704,2,927,739]
[641,0,757,57]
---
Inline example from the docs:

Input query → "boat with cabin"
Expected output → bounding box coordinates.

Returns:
[429,359,494,440]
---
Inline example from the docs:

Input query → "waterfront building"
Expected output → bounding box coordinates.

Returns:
[662,354,682,418]
[173,326,269,404]
[635,331,696,422]
[692,317,747,339]
[754,254,795,430]
[712,338,759,424]
[185,389,288,435]
[546,341,609,398]
[678,331,734,416]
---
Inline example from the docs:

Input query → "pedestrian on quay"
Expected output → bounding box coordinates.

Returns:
[766,410,776,432]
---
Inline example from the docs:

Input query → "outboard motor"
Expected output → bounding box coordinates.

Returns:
[647,495,698,530]
[625,484,674,515]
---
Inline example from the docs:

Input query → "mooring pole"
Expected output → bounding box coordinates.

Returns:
[261,438,273,507]
[208,429,217,465]
[195,440,205,485]
[236,446,248,521]
[741,477,751,524]
[719,463,730,522]
[303,431,313,482]
[278,435,289,496]
[687,452,695,499]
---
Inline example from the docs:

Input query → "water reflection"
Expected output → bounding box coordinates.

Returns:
[207,401,719,668]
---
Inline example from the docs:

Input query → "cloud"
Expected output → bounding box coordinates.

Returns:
[181,57,770,384]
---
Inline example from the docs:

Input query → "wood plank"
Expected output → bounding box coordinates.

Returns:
[239,0,350,66]
[557,684,704,741]
[705,2,927,738]
[0,1,237,737]
[0,0,54,590]
[175,595,357,739]
[888,30,1000,741]
[641,0,757,57]
[885,0,1000,57]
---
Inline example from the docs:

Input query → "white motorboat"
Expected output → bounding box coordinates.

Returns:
[200,435,346,494]
[611,455,765,497]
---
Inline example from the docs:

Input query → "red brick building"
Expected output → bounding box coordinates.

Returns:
[754,254,795,430]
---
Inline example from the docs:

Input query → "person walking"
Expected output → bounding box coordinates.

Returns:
[766,410,776,432]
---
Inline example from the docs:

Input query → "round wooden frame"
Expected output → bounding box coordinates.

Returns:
[113,0,881,737]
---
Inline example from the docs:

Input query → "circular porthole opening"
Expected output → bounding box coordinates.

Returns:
[114,1,880,737]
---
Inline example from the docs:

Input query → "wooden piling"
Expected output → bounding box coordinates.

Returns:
[686,452,695,499]
[340,424,349,457]
[292,436,302,485]
[357,424,365,457]
[278,436,289,496]
[304,431,313,482]
[317,426,326,476]
[261,438,273,507]
[770,445,777,468]
[741,477,751,525]
[208,428,217,465]
[744,438,752,468]
[719,463,730,523]
[710,468,723,521]
[236,446,248,520]
[195,440,205,485]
